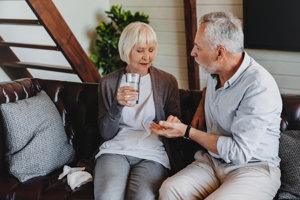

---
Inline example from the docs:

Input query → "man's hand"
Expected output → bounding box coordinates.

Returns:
[191,87,206,129]
[150,115,187,138]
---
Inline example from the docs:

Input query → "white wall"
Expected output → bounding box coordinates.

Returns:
[196,0,300,95]
[0,0,109,82]
[1,0,300,94]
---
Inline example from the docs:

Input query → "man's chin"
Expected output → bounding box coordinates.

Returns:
[199,66,211,74]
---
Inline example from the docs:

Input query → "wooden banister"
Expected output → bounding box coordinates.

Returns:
[0,36,33,80]
[0,0,101,82]
[26,0,101,83]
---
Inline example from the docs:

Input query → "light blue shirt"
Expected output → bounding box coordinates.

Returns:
[204,52,282,167]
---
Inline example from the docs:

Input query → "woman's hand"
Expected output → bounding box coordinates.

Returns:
[150,115,187,138]
[117,86,139,107]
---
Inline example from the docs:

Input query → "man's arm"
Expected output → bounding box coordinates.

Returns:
[191,87,206,130]
[150,119,219,155]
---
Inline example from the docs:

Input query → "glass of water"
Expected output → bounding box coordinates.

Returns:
[125,73,141,104]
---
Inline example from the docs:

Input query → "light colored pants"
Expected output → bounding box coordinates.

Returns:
[159,150,281,200]
[94,153,168,200]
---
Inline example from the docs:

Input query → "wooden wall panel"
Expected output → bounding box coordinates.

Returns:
[110,0,300,94]
[247,49,300,94]
[110,0,189,89]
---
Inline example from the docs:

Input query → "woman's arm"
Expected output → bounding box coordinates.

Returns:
[98,78,123,141]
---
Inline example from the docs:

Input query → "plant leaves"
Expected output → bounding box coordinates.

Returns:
[91,5,150,76]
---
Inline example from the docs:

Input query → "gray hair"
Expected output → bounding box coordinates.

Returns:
[118,22,158,64]
[199,12,244,54]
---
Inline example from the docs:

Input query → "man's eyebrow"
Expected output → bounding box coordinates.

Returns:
[194,43,200,47]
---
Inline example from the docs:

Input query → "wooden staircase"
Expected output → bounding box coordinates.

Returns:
[0,0,101,83]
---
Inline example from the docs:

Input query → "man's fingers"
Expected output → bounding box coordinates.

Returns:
[159,121,172,128]
[150,122,168,130]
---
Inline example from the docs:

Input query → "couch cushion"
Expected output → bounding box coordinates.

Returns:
[277,130,300,199]
[0,90,75,182]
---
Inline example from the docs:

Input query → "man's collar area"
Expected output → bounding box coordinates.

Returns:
[211,52,250,89]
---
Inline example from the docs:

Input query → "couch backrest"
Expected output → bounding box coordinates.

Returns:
[0,78,100,174]
[1,79,300,174]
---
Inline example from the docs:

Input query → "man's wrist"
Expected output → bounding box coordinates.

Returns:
[184,125,192,139]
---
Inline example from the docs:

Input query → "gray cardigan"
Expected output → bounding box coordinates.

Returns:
[97,66,183,173]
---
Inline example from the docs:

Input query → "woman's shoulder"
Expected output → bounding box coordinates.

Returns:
[150,66,177,82]
[100,68,125,83]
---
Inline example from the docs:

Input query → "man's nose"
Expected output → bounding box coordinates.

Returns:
[191,47,196,57]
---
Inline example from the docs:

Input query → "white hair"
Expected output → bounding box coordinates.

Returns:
[118,22,158,64]
[199,12,244,54]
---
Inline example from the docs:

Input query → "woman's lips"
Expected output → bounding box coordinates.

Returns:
[140,63,149,67]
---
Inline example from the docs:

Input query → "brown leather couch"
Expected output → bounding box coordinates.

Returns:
[0,78,299,200]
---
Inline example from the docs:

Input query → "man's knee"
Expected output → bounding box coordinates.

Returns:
[159,177,181,200]
[126,190,155,200]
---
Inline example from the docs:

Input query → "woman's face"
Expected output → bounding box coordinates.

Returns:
[127,43,156,76]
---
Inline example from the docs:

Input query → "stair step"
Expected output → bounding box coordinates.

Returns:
[0,19,41,25]
[0,41,59,51]
[0,61,74,74]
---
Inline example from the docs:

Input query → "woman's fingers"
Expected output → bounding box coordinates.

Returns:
[150,122,168,130]
[117,86,139,106]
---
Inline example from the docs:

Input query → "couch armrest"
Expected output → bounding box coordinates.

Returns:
[0,78,101,176]
[281,95,300,131]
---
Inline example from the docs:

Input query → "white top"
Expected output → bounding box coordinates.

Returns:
[96,74,170,169]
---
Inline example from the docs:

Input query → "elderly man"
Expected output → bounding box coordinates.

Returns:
[150,11,282,200]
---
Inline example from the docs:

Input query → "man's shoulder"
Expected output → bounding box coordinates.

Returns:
[245,61,276,86]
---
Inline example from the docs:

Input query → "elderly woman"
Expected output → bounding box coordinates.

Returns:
[93,22,181,200]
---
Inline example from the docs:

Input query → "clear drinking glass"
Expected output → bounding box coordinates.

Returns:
[125,73,141,104]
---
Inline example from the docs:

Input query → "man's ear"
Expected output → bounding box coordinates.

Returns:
[217,46,226,60]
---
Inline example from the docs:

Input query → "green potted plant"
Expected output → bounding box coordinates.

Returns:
[90,5,150,76]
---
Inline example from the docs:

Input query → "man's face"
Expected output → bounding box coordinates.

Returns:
[191,23,218,74]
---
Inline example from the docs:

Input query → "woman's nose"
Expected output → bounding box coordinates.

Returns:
[143,52,150,60]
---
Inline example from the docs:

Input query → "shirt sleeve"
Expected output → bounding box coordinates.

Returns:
[217,81,282,164]
[98,77,123,141]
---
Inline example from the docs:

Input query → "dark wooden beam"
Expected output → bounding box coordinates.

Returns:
[0,36,33,80]
[184,0,200,90]
[26,0,101,83]
[0,19,40,25]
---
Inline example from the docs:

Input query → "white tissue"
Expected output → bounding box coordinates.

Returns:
[67,171,93,190]
[58,165,93,190]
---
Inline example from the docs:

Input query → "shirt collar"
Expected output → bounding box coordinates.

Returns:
[211,52,250,89]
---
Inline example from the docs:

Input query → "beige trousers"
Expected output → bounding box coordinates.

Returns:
[159,150,281,200]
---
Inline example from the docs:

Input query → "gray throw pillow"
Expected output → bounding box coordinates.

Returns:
[0,90,75,182]
[277,130,300,199]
